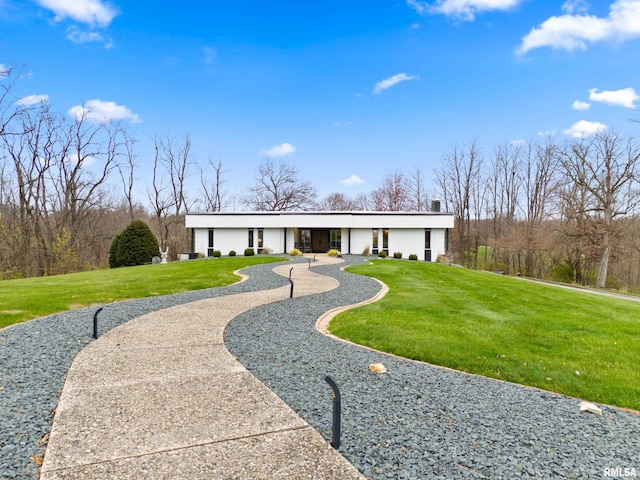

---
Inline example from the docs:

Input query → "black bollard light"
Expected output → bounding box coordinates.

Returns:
[93,307,103,339]
[324,375,341,449]
[289,267,294,298]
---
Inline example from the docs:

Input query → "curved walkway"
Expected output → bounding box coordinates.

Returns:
[39,257,363,479]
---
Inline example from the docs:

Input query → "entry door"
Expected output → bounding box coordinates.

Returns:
[311,230,329,252]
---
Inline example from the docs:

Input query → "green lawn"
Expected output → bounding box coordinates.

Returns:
[331,260,640,411]
[0,256,284,329]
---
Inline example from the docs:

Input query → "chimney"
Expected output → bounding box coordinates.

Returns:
[431,199,441,212]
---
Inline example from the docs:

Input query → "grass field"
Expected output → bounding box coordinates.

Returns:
[330,260,640,411]
[0,256,284,329]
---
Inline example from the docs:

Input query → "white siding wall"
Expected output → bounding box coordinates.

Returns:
[389,229,423,259]
[350,228,373,255]
[431,229,447,261]
[193,228,208,256]
[213,229,246,255]
[262,229,284,253]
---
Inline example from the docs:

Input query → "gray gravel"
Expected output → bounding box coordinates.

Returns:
[2,255,639,479]
[225,256,640,479]
[0,259,289,480]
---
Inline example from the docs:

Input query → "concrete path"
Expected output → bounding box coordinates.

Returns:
[40,257,364,479]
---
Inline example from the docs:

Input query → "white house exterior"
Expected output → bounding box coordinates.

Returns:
[185,210,455,261]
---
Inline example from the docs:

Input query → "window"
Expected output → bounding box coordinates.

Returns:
[296,229,311,252]
[372,228,379,254]
[382,228,389,251]
[248,229,254,248]
[258,228,264,252]
[330,229,341,250]
[425,228,432,262]
[207,228,214,257]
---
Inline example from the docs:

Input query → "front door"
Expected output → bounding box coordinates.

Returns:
[311,230,329,252]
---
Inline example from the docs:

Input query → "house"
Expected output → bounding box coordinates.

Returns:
[185,207,455,261]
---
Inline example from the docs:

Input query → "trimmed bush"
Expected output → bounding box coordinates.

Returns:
[327,249,339,257]
[261,247,271,254]
[110,221,159,268]
[378,250,388,258]
[228,250,236,257]
[108,232,122,268]
[393,252,402,259]
[362,245,370,256]
[213,250,221,258]
[289,248,302,256]
[408,253,418,261]
[244,248,255,256]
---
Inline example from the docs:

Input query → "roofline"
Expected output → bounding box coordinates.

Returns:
[185,210,453,216]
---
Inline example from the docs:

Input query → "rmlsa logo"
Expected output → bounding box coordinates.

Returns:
[604,467,637,478]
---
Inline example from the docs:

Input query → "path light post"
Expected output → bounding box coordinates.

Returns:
[324,375,341,449]
[289,267,294,298]
[93,307,103,339]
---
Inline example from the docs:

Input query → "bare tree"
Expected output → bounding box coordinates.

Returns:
[243,158,317,211]
[435,140,484,266]
[521,137,559,277]
[197,158,226,212]
[371,171,410,211]
[558,132,640,287]
[118,132,138,221]
[317,192,357,210]
[407,165,430,211]
[148,133,195,256]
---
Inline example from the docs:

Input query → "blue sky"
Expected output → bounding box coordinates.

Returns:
[2,0,640,204]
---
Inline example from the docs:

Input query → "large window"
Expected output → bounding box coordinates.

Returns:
[248,229,254,248]
[372,228,379,254]
[425,228,432,262]
[382,228,389,252]
[257,228,264,252]
[295,229,311,253]
[207,228,214,257]
[330,229,341,250]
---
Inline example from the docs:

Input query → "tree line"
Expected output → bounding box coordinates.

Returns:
[3,67,640,291]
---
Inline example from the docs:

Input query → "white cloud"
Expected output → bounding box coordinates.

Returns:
[589,87,639,108]
[563,120,608,137]
[35,0,118,27]
[562,0,589,14]
[66,27,113,47]
[510,139,526,147]
[65,153,97,167]
[334,121,352,127]
[15,94,49,106]
[68,99,141,124]
[340,174,365,187]
[261,142,296,157]
[572,100,591,110]
[407,0,524,21]
[0,64,9,76]
[517,0,640,55]
[537,129,558,136]
[373,73,417,94]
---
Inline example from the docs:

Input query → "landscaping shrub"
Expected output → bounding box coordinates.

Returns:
[109,221,159,268]
[378,250,388,258]
[213,250,221,258]
[244,248,255,256]
[108,233,122,268]
[289,248,302,256]
[393,252,402,259]
[362,245,370,256]
[408,253,418,261]
[261,247,271,254]
[228,250,236,256]
[327,249,339,257]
